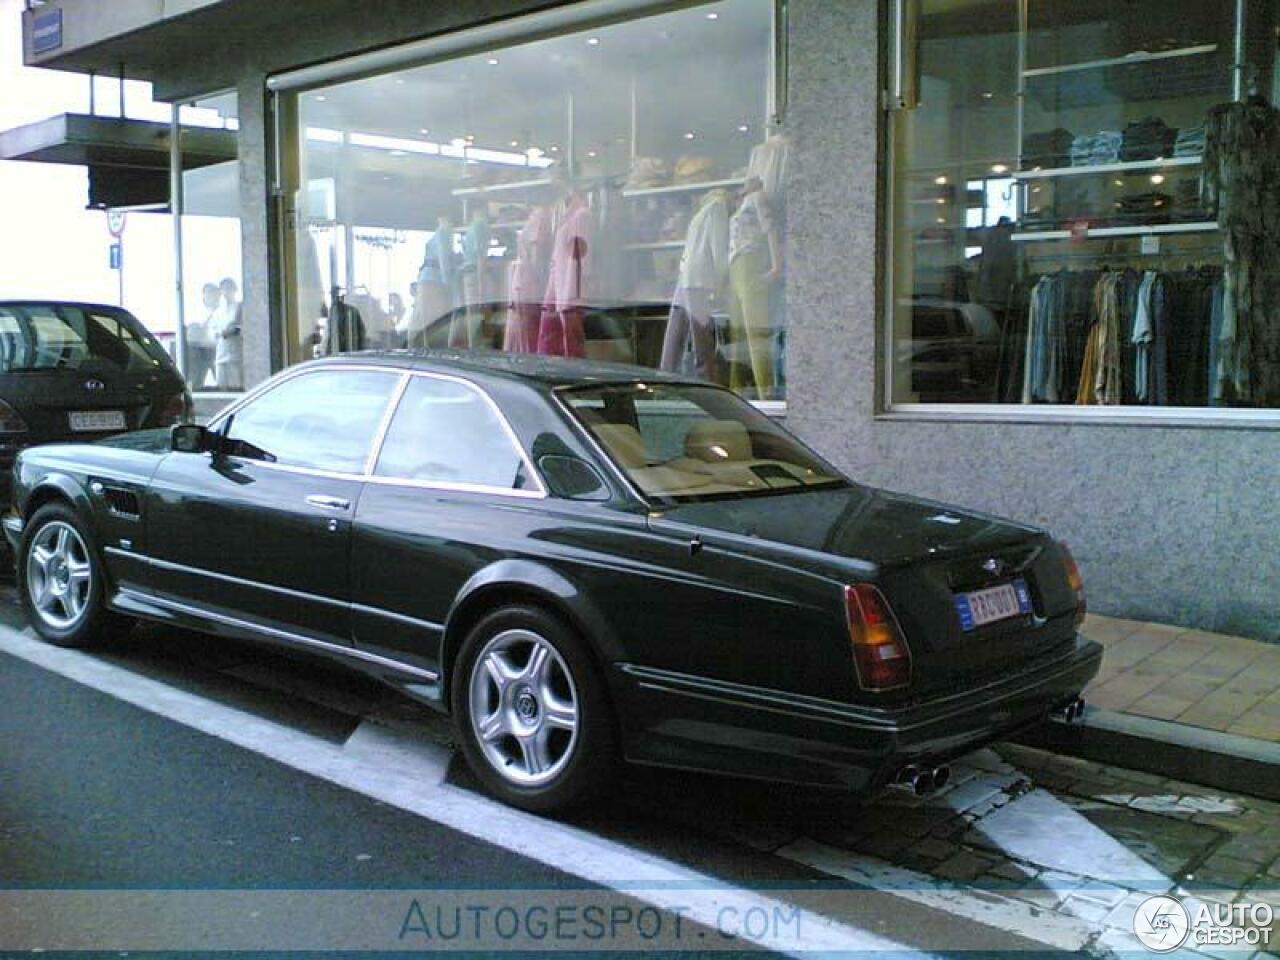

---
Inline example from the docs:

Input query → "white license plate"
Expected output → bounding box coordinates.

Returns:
[69,410,126,433]
[954,579,1032,631]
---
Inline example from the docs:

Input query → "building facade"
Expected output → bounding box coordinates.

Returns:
[10,0,1280,639]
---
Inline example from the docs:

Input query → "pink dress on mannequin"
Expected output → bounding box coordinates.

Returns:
[504,205,553,353]
[537,194,593,357]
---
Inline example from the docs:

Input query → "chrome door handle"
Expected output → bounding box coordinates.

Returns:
[305,494,350,511]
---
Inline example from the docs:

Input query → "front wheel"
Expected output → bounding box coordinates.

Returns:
[452,605,615,813]
[19,503,127,648]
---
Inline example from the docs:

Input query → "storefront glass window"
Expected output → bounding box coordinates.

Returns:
[287,0,787,400]
[889,0,1280,413]
[178,92,243,393]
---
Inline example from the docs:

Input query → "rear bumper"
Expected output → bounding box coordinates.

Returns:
[615,635,1103,791]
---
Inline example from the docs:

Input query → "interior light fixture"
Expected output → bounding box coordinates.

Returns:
[586,36,600,45]
[706,11,719,19]
[419,128,429,135]
[510,140,519,147]
[934,175,947,185]
[935,197,946,205]
[737,124,750,133]
[684,131,696,140]
[465,134,476,142]
[315,95,328,102]
[549,145,560,152]
[991,163,1009,174]
[982,91,994,99]
[587,150,597,158]
[1150,173,1165,184]
[487,58,500,66]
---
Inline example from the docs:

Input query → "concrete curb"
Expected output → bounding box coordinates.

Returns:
[1013,707,1280,802]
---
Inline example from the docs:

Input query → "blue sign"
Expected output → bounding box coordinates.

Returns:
[109,243,122,271]
[32,8,63,54]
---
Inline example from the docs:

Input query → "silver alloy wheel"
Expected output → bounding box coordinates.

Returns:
[467,628,580,787]
[26,520,93,631]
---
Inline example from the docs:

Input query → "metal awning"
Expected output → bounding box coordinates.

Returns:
[0,113,236,208]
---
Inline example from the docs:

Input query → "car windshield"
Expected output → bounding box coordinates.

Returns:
[561,382,847,503]
[0,304,170,374]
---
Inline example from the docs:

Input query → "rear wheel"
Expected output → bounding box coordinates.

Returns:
[19,503,127,648]
[452,605,615,813]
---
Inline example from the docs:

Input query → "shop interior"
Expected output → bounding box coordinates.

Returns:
[287,0,790,401]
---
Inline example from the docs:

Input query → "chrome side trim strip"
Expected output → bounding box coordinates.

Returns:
[104,547,349,610]
[351,603,445,635]
[116,587,441,684]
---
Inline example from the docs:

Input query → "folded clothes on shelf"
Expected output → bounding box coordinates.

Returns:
[1021,127,1074,169]
[672,155,716,185]
[1113,191,1173,224]
[626,156,671,190]
[1174,124,1206,157]
[1070,131,1123,166]
[1121,117,1176,161]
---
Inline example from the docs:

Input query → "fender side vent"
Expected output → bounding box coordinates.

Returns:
[103,487,141,519]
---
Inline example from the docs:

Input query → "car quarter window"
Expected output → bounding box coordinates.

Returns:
[223,369,400,474]
[373,376,532,491]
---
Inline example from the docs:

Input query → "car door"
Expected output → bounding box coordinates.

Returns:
[350,373,545,676]
[142,366,403,645]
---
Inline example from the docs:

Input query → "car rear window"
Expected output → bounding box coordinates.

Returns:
[0,304,170,374]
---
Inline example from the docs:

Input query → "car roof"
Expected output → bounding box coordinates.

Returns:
[310,349,705,389]
[0,300,133,312]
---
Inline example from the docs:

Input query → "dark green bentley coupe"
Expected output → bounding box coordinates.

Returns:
[5,352,1100,812]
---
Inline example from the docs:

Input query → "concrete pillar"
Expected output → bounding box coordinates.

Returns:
[235,69,274,391]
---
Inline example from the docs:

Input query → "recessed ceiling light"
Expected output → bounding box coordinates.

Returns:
[737,124,750,132]
[684,131,696,140]
[315,95,327,102]
[487,58,500,66]
[935,197,946,205]
[982,91,994,99]
[510,140,519,147]
[934,175,948,185]
[1150,173,1165,184]
[465,134,475,142]
[587,150,597,158]
[419,128,429,135]
[549,145,560,152]
[706,11,719,19]
[991,163,1009,174]
[395,78,405,85]
[586,36,600,45]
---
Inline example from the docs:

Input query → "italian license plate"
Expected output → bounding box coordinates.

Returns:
[954,579,1032,631]
[69,410,126,433]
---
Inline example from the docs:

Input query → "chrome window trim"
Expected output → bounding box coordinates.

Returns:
[117,587,440,684]
[367,369,549,500]
[364,372,412,476]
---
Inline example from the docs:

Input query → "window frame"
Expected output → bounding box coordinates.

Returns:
[208,363,548,497]
[880,0,1280,429]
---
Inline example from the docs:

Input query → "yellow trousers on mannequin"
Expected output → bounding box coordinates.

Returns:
[728,251,775,400]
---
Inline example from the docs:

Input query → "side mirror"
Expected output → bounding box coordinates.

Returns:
[171,423,213,454]
[538,455,611,502]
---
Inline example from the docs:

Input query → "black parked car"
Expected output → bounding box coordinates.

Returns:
[5,351,1100,812]
[0,301,190,506]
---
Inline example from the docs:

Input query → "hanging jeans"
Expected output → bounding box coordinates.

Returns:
[660,287,717,381]
[537,305,586,358]
[728,251,775,400]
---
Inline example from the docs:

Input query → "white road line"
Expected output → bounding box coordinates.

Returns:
[0,626,921,957]
[776,838,1098,953]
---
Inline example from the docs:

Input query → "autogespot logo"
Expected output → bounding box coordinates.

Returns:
[1133,896,1191,952]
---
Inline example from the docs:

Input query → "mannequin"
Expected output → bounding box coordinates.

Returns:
[407,216,457,347]
[456,209,491,347]
[661,188,730,380]
[727,177,781,399]
[747,129,789,206]
[505,203,554,352]
[537,189,592,357]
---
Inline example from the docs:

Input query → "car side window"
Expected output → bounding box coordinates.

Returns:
[223,370,400,474]
[373,376,531,491]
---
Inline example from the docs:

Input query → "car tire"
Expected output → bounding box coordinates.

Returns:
[452,604,616,813]
[18,503,129,649]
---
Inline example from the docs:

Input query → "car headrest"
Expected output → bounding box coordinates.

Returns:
[685,420,753,462]
[594,423,648,468]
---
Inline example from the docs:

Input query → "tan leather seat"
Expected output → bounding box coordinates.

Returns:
[684,419,754,462]
[593,423,649,468]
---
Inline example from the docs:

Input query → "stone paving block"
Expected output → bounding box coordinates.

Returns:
[1059,894,1113,925]
[986,859,1039,884]
[933,850,1001,883]
[964,748,1016,775]
[1010,869,1083,910]
[1070,881,1131,908]
[907,836,959,863]
[938,778,1007,815]
[1134,693,1203,721]
[1102,891,1153,932]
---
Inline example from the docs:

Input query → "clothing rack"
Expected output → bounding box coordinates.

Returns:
[1021,244,1221,265]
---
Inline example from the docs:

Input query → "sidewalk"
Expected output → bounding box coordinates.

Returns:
[1020,613,1280,802]
[1083,614,1280,743]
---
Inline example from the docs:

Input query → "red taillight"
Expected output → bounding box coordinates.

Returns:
[1061,542,1087,627]
[844,584,912,691]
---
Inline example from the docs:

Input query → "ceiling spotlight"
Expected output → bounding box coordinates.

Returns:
[1150,173,1165,184]
[706,11,719,19]
[935,197,946,205]
[549,145,560,152]
[587,150,597,158]
[487,58,500,66]
[991,163,1009,174]
[395,78,405,85]
[684,131,696,140]
[934,175,948,185]
[510,140,519,147]
[982,91,994,99]
[737,124,750,132]
[315,95,328,102]
[586,36,600,46]
[465,133,476,142]
[419,128,429,135]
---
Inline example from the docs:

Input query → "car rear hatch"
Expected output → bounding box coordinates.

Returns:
[4,366,178,440]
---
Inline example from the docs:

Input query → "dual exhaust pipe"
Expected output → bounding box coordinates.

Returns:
[1053,697,1087,724]
[892,763,952,796]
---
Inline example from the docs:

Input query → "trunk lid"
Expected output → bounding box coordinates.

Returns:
[654,486,1081,696]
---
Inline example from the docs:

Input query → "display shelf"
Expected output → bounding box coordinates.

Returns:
[451,177,555,197]
[1011,220,1219,242]
[1022,44,1219,79]
[624,240,685,251]
[1013,156,1202,180]
[621,177,745,198]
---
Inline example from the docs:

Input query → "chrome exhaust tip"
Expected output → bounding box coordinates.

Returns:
[931,764,951,791]
[912,769,935,796]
